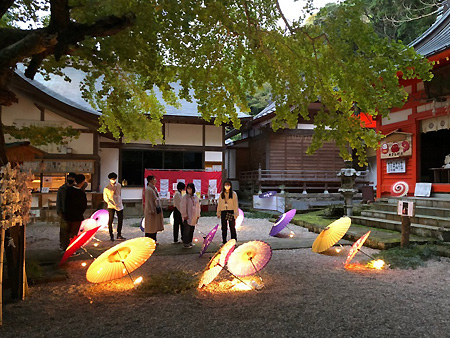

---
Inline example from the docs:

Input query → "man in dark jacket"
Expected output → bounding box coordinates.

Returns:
[64,174,88,246]
[57,172,76,251]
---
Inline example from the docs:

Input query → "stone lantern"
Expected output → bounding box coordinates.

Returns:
[337,160,360,216]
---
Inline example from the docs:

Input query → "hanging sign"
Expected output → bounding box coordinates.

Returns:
[380,132,412,159]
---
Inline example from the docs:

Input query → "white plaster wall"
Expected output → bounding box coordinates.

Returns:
[67,133,94,154]
[99,148,119,191]
[165,123,202,145]
[121,187,144,201]
[205,125,222,146]
[205,151,222,162]
[45,109,87,129]
[2,92,41,124]
[382,108,412,125]
[367,156,377,188]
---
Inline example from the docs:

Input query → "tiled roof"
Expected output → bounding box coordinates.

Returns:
[409,5,450,57]
[17,67,249,119]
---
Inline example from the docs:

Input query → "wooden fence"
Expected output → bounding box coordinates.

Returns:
[239,168,369,193]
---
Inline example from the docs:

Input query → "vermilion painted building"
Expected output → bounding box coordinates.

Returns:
[377,8,450,198]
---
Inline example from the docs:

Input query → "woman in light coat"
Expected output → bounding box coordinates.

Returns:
[144,175,164,243]
[180,182,201,248]
[217,179,239,244]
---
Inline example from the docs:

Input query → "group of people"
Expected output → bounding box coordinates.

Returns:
[57,171,125,252]
[58,172,240,252]
[144,176,239,248]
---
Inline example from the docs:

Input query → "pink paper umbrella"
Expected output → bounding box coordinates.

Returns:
[198,239,236,288]
[90,209,109,229]
[78,218,99,235]
[345,231,372,265]
[227,241,272,277]
[236,209,244,228]
[59,226,101,266]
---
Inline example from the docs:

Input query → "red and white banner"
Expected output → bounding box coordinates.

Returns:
[144,169,222,198]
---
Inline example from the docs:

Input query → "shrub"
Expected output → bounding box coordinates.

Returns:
[136,270,199,296]
[374,244,439,269]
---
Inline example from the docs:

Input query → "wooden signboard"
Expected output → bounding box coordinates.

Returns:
[380,131,412,159]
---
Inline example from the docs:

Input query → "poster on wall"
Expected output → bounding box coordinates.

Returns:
[380,131,412,159]
[144,169,222,198]
[386,159,406,173]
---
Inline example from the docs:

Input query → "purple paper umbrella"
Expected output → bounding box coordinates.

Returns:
[269,209,297,237]
[140,217,145,232]
[199,224,219,257]
[259,191,277,198]
[90,209,109,230]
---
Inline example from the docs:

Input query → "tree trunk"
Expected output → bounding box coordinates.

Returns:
[0,109,8,167]
[0,227,5,327]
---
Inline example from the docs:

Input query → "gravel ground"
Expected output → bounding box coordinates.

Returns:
[1,216,449,337]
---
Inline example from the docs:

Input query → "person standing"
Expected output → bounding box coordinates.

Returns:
[217,180,239,244]
[64,174,88,245]
[172,182,186,243]
[180,183,201,248]
[144,175,164,243]
[57,172,77,251]
[103,172,126,241]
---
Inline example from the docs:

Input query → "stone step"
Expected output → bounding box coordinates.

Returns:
[372,203,450,218]
[378,196,450,209]
[361,210,450,229]
[351,216,450,241]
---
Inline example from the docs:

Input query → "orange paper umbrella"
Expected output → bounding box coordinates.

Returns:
[227,241,272,277]
[86,237,156,283]
[311,217,351,253]
[345,231,371,265]
[198,239,236,288]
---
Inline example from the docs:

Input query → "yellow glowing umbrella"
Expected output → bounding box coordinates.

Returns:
[198,239,236,288]
[311,217,351,253]
[86,237,156,283]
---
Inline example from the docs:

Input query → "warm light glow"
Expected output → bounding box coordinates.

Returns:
[372,259,385,270]
[335,248,341,253]
[81,262,87,267]
[230,278,252,291]
[194,238,199,242]
[94,243,99,247]
[134,276,143,285]
[289,231,295,238]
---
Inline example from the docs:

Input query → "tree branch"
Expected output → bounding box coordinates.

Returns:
[0,0,15,19]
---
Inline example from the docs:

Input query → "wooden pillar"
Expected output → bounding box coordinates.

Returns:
[401,216,411,248]
[0,227,5,327]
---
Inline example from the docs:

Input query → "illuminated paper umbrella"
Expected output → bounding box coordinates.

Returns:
[236,209,244,228]
[59,226,101,266]
[86,237,156,284]
[198,239,236,288]
[140,217,145,232]
[269,209,297,237]
[312,217,351,253]
[345,231,371,265]
[227,241,272,277]
[78,218,99,235]
[90,209,109,229]
[199,224,219,257]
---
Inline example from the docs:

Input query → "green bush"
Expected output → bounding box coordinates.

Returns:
[136,270,199,296]
[374,244,439,269]
[321,205,344,218]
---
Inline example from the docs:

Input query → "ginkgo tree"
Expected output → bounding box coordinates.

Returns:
[0,0,433,167]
